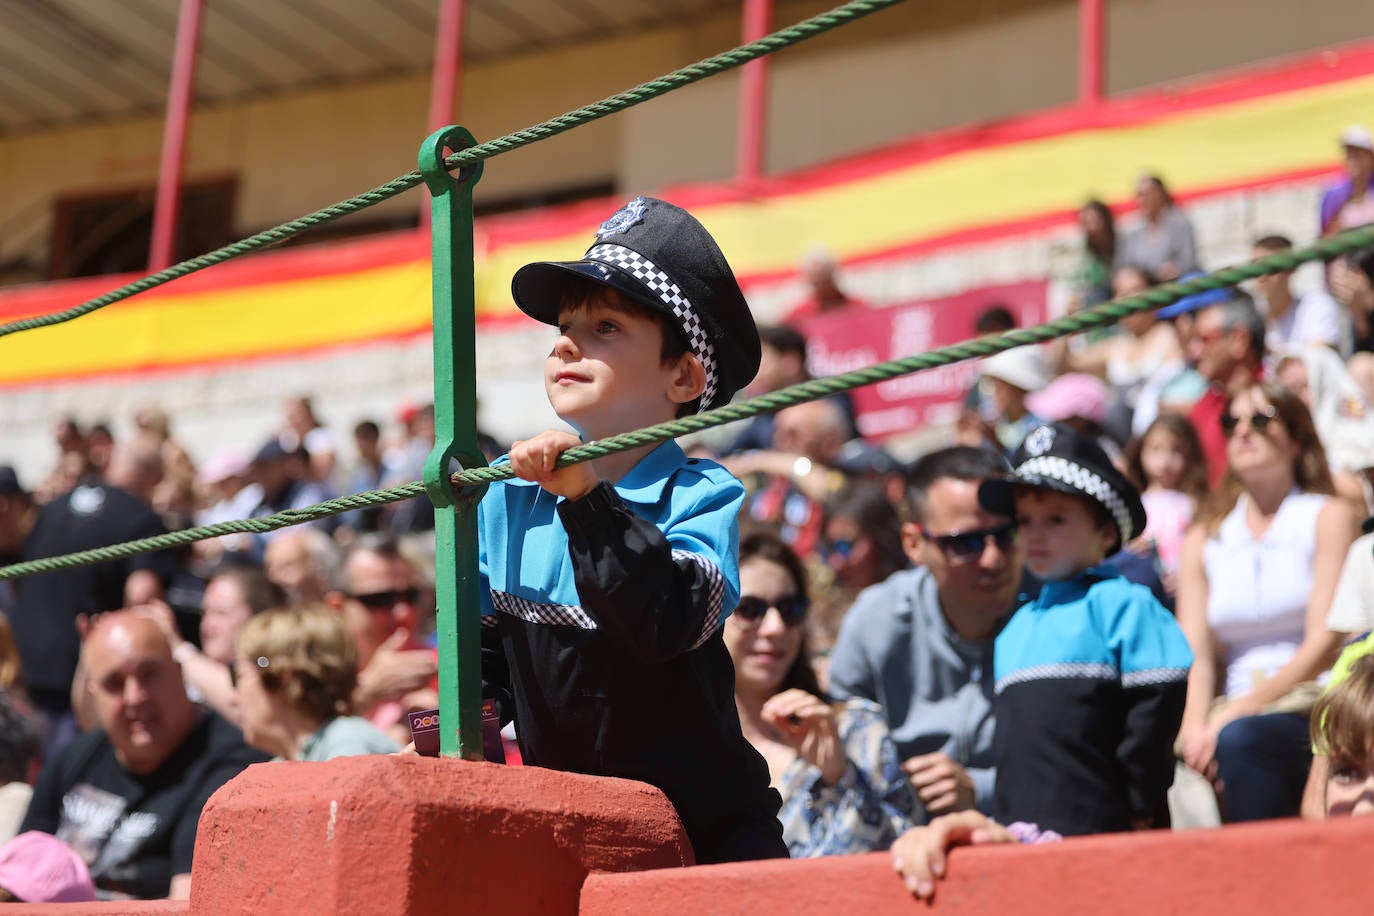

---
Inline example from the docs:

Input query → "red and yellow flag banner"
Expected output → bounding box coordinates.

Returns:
[2,41,1372,387]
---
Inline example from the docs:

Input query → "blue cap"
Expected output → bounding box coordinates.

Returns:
[1155,273,1232,319]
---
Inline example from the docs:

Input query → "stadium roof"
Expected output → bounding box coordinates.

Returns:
[0,0,737,136]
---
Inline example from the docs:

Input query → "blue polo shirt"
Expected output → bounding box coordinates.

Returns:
[479,440,741,639]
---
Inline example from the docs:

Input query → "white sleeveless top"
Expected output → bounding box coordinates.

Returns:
[1203,490,1327,699]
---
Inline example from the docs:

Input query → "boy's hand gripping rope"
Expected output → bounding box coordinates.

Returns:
[0,0,906,340]
[1,221,1371,581]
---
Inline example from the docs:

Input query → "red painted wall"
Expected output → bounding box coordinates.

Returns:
[190,757,691,916]
[584,815,1374,914]
[24,761,1374,914]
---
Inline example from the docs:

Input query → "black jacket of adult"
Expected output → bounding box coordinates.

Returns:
[11,482,180,696]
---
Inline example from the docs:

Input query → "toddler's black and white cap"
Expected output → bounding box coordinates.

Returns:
[978,421,1146,556]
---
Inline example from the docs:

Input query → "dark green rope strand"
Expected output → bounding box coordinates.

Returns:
[0,0,906,340]
[0,483,427,577]
[2,222,1370,580]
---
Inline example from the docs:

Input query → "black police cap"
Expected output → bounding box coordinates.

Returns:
[978,422,1147,556]
[512,196,761,411]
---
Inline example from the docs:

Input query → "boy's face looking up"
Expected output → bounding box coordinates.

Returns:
[1014,488,1114,581]
[545,286,706,439]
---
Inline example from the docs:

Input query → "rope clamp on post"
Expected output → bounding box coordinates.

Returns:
[419,125,487,760]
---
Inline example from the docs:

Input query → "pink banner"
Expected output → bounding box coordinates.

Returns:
[797,280,1048,440]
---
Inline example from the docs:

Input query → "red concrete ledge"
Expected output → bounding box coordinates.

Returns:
[19,905,186,916]
[190,757,692,916]
[583,815,1374,915]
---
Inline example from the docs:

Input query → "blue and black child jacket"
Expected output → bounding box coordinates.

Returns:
[993,566,1193,835]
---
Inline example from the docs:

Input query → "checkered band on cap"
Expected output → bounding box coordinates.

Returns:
[584,243,719,408]
[1014,455,1136,543]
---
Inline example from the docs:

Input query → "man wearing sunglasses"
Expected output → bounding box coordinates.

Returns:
[326,534,437,738]
[829,446,1032,820]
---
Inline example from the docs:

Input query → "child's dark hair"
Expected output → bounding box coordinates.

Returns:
[1311,653,1374,763]
[738,530,823,699]
[560,277,701,416]
[1123,414,1209,503]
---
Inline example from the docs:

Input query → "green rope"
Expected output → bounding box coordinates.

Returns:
[0,483,426,578]
[0,0,906,341]
[2,222,1370,581]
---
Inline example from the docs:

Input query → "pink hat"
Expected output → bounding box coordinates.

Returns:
[1025,373,1109,425]
[0,832,96,903]
[198,445,251,484]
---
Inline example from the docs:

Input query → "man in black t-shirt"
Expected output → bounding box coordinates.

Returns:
[21,613,267,900]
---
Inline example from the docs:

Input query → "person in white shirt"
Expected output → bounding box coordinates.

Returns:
[1327,524,1374,636]
[1252,234,1349,357]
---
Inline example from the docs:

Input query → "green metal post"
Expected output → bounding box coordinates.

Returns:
[418,126,487,760]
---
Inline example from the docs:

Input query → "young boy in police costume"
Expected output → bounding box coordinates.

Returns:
[978,422,1193,836]
[479,196,788,862]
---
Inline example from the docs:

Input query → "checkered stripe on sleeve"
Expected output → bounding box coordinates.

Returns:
[1014,455,1135,543]
[1121,667,1191,688]
[491,590,599,630]
[674,548,728,649]
[584,243,719,408]
[995,662,1118,695]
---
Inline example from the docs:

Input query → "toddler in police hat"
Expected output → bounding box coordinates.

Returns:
[475,197,787,863]
[977,421,1192,837]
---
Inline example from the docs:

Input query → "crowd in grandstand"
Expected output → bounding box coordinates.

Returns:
[0,126,1371,901]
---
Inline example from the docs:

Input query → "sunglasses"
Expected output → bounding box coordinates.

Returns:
[1220,406,1279,437]
[229,655,272,688]
[351,587,420,611]
[734,595,809,627]
[921,522,1018,564]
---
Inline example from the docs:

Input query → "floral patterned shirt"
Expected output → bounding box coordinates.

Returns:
[776,698,919,857]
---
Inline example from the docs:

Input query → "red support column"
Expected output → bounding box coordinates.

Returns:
[736,0,772,186]
[1078,0,1105,106]
[422,0,466,228]
[148,0,204,272]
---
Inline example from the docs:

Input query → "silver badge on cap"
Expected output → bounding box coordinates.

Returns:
[596,196,648,239]
[1024,425,1056,457]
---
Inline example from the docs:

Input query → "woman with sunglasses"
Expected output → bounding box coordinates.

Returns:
[726,530,918,857]
[233,606,398,761]
[1175,381,1358,821]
